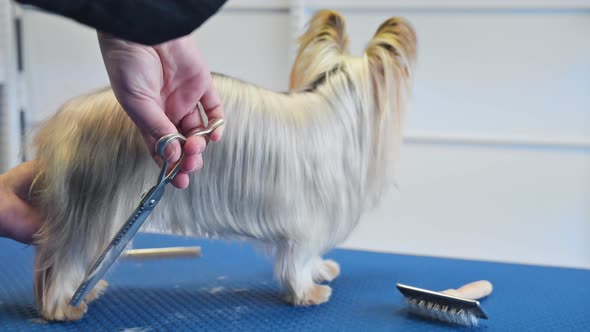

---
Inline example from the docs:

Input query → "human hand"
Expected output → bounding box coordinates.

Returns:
[97,33,224,189]
[0,161,42,244]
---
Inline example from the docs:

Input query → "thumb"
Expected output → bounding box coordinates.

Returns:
[4,160,39,199]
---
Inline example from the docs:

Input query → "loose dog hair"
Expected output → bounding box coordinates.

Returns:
[29,10,417,321]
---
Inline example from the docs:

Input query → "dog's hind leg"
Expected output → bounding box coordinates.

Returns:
[33,247,109,320]
[31,88,151,321]
[274,243,333,306]
[32,155,149,321]
[33,181,146,322]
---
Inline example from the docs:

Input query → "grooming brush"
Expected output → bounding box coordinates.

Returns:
[396,280,493,326]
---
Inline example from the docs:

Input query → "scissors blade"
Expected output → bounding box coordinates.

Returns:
[69,184,165,307]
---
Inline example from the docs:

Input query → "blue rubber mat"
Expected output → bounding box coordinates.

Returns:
[1,233,588,331]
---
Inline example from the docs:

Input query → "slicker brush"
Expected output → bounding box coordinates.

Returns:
[396,280,493,326]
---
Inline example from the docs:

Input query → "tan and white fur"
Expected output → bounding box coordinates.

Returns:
[29,10,417,321]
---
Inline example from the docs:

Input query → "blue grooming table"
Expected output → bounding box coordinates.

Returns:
[1,233,588,331]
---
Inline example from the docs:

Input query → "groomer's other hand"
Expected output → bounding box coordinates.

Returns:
[0,161,42,244]
[98,33,225,189]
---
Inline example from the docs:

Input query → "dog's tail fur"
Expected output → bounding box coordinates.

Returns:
[30,88,152,319]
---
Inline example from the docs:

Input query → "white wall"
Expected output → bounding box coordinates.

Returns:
[17,0,590,269]
[0,1,21,172]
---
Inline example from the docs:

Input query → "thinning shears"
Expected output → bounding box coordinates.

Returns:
[70,118,224,307]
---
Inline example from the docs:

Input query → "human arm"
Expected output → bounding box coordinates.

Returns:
[14,0,228,45]
[16,0,227,189]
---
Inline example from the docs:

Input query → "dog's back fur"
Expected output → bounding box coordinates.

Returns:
[30,10,417,321]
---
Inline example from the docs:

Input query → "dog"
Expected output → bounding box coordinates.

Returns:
[29,10,417,321]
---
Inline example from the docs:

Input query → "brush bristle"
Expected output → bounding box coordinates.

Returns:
[405,297,480,326]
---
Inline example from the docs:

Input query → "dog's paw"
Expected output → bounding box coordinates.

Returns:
[84,279,108,304]
[84,280,109,304]
[314,259,340,283]
[288,285,332,306]
[38,280,108,322]
[40,301,88,322]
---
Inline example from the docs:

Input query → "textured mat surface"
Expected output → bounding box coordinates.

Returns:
[0,233,588,331]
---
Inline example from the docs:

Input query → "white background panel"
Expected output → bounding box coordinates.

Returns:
[14,1,590,269]
[336,10,590,141]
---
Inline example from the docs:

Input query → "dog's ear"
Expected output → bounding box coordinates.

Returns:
[289,10,349,90]
[364,17,417,121]
[365,17,417,87]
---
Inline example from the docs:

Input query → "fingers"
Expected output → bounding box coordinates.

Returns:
[179,136,204,173]
[0,161,43,244]
[171,173,189,189]
[171,104,206,188]
[173,87,224,189]
[200,87,225,142]
[4,160,38,199]
[173,88,224,188]
[180,107,208,156]
[171,154,203,189]
[130,99,189,191]
[124,96,183,166]
[129,97,216,191]
[174,90,223,185]
[0,196,42,244]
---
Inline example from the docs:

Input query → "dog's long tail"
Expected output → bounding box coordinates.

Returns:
[30,87,152,317]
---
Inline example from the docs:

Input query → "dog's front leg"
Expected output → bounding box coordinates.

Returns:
[274,243,338,306]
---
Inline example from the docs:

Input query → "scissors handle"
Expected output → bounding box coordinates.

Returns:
[186,118,225,138]
[155,118,224,184]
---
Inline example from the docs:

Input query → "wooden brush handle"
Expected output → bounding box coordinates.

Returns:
[441,280,493,300]
[122,246,201,259]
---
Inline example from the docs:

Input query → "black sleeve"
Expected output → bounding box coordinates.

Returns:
[15,0,228,45]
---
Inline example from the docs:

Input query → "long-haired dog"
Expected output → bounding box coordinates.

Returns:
[29,10,416,321]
